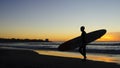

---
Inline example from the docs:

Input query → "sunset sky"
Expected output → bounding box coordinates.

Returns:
[0,0,120,41]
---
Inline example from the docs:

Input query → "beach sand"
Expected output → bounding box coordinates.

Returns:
[0,48,120,68]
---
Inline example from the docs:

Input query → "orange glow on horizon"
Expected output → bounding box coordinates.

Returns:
[0,32,120,42]
[97,32,120,41]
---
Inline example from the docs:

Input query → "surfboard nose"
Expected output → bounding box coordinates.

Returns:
[58,44,71,51]
[58,46,66,51]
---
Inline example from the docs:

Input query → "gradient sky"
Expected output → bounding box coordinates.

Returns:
[0,0,120,41]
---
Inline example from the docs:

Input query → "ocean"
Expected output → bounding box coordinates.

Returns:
[0,41,120,64]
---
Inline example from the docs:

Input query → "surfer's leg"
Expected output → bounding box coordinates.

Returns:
[83,46,86,60]
[79,47,85,58]
[79,47,83,55]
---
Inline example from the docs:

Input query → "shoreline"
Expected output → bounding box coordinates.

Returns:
[35,49,120,64]
[0,47,120,68]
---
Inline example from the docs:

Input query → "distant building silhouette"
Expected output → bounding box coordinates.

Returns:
[45,39,49,42]
[0,38,50,43]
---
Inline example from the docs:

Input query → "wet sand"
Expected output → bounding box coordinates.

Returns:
[0,48,120,68]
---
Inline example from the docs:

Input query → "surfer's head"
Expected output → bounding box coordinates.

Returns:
[80,26,85,31]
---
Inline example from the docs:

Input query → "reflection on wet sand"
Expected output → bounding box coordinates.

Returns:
[35,50,118,64]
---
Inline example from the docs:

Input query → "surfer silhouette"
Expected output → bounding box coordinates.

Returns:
[79,26,87,61]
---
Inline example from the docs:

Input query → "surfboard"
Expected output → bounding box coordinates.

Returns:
[58,29,107,51]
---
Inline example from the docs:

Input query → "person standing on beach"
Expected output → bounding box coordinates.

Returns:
[79,26,87,61]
